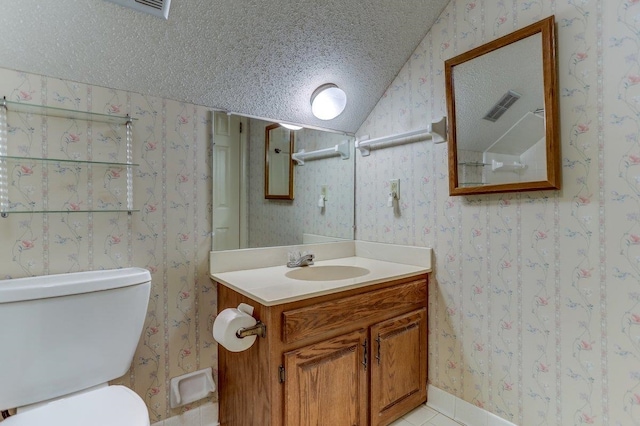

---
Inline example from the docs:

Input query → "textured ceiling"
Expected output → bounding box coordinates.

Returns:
[453,33,544,153]
[0,0,449,134]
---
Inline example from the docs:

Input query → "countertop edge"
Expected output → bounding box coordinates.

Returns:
[213,269,430,307]
[211,256,432,306]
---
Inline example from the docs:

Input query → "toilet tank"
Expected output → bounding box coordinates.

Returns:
[0,268,151,410]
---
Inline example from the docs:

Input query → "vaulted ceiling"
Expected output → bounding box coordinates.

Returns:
[0,0,449,133]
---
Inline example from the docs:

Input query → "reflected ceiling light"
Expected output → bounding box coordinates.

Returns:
[310,84,347,120]
[279,123,303,130]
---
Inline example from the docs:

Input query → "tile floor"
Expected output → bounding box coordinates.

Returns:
[390,404,465,426]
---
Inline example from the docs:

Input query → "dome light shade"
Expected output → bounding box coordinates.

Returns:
[279,123,303,130]
[310,84,347,120]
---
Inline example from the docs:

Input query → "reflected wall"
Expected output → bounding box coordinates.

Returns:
[248,118,354,248]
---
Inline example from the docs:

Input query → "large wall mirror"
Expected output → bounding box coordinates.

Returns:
[265,123,294,200]
[445,15,560,196]
[211,112,355,251]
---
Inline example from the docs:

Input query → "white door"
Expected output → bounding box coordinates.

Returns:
[212,112,246,250]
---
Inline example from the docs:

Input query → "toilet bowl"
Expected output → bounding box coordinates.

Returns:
[2,386,149,426]
[0,268,152,425]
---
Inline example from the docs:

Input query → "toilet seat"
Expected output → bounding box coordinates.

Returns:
[2,385,149,426]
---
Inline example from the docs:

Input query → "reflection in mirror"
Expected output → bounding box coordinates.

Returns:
[445,16,560,195]
[211,112,355,251]
[265,124,294,200]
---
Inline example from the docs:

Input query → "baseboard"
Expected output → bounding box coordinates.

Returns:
[151,388,515,426]
[150,401,218,426]
[426,385,517,426]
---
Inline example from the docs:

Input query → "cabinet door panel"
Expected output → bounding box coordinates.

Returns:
[284,329,368,426]
[370,308,427,426]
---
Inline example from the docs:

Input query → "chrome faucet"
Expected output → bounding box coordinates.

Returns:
[287,251,315,268]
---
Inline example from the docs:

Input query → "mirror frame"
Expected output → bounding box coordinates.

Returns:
[445,15,560,196]
[265,123,295,200]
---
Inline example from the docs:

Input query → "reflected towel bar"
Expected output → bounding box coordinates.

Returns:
[355,117,447,157]
[291,140,350,166]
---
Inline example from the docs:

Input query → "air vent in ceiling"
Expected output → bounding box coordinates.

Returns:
[105,0,171,19]
[483,90,521,122]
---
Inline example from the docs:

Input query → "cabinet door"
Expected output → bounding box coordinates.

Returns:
[284,329,368,426]
[370,308,427,426]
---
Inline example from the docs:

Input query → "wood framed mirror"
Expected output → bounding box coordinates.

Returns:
[445,15,560,196]
[265,123,294,200]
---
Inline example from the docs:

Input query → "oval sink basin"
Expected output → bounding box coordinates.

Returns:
[285,265,370,281]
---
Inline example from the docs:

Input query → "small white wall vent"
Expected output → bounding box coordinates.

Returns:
[105,0,171,19]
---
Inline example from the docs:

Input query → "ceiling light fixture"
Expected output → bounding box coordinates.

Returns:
[279,123,303,130]
[310,84,347,120]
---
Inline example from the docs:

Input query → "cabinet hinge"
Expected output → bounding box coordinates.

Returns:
[279,365,285,383]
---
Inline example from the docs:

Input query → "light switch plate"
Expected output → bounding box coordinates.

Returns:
[390,179,400,199]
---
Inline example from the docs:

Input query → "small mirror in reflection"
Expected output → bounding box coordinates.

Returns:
[265,123,294,200]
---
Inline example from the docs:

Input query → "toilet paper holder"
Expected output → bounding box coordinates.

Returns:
[236,320,266,339]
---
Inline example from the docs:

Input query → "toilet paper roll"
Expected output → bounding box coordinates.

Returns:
[213,307,258,352]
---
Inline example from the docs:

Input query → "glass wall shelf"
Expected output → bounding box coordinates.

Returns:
[457,162,488,187]
[458,162,489,167]
[2,209,139,217]
[2,98,136,125]
[0,155,138,168]
[0,97,137,217]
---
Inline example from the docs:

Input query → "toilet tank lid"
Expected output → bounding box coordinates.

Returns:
[0,268,151,303]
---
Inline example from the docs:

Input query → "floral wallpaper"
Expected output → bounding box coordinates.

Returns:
[247,118,355,248]
[356,0,640,425]
[0,68,214,422]
[4,1,640,425]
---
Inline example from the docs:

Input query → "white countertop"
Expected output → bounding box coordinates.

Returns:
[210,241,432,306]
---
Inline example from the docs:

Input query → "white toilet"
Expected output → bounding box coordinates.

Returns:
[0,267,152,425]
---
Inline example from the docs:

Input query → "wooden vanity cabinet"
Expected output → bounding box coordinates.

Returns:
[216,274,428,426]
